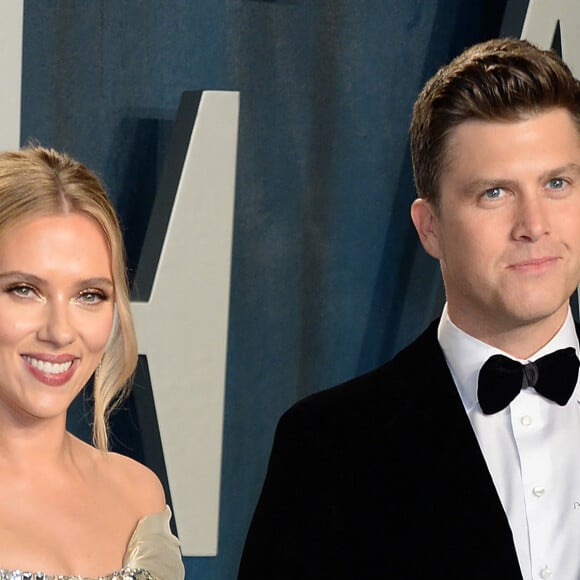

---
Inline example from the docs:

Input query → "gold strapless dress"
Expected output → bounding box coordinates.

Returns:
[0,507,185,580]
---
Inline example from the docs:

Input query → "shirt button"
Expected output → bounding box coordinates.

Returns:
[521,415,533,426]
[533,486,546,498]
[540,567,552,579]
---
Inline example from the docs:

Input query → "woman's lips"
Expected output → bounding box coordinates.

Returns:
[21,354,79,386]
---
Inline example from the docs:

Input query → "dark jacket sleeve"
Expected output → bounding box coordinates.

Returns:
[237,369,393,579]
[238,403,326,579]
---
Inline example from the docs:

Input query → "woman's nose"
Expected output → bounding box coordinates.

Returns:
[37,301,75,347]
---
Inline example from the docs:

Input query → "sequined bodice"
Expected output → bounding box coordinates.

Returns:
[0,568,153,580]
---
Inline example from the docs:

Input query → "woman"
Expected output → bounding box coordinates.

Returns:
[0,146,185,579]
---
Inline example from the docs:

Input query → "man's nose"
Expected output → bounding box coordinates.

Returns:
[511,193,550,242]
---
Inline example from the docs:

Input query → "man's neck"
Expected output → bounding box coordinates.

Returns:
[446,306,570,360]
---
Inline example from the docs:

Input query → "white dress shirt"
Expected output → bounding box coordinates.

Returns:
[438,305,580,580]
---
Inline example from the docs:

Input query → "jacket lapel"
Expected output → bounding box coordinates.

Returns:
[398,321,523,576]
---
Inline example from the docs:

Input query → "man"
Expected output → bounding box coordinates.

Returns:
[238,38,580,579]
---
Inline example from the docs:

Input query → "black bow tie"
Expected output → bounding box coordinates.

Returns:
[477,347,580,415]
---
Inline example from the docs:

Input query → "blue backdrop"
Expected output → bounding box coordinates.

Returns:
[22,1,524,577]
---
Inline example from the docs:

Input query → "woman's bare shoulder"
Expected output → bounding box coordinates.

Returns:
[72,438,166,516]
[105,451,167,514]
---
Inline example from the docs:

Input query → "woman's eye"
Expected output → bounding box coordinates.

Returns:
[10,285,35,298]
[77,290,107,304]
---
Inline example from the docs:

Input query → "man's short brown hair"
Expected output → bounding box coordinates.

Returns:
[410,38,580,205]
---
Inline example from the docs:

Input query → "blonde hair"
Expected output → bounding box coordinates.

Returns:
[0,145,137,450]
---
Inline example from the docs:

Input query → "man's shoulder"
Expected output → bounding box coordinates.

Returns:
[279,319,445,433]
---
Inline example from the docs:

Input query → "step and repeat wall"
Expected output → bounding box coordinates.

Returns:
[8,1,579,578]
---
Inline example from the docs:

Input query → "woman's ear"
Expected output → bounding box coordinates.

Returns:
[410,198,442,259]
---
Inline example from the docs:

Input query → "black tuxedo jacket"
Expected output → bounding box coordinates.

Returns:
[238,320,524,579]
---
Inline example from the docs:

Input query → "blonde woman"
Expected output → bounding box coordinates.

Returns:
[0,146,184,579]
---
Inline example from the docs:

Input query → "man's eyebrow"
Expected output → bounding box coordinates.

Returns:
[460,163,580,196]
[539,163,580,180]
[461,178,518,196]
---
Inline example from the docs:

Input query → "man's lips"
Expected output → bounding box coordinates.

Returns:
[21,353,79,386]
[507,256,560,271]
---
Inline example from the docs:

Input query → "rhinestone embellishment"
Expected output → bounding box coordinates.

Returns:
[0,569,153,580]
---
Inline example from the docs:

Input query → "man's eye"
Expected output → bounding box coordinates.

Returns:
[484,187,504,199]
[547,178,566,190]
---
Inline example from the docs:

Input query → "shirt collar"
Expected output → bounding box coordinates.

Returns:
[437,304,579,412]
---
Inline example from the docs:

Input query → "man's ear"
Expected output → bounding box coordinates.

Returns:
[410,198,441,259]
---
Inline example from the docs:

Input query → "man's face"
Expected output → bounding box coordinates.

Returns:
[411,108,580,352]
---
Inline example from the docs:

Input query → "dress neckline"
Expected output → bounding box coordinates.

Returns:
[0,507,173,580]
[0,568,153,580]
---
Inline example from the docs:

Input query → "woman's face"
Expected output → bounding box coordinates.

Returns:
[0,212,114,426]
